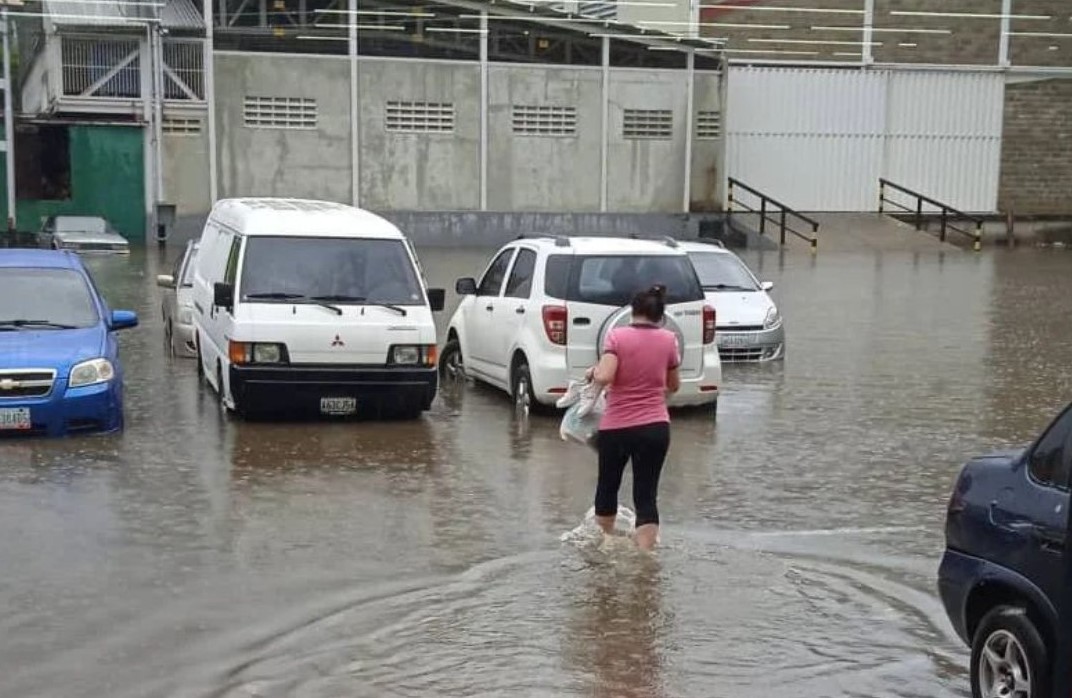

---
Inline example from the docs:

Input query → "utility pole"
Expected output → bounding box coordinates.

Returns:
[1,0,21,237]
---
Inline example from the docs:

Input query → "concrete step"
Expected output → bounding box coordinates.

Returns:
[807,213,962,253]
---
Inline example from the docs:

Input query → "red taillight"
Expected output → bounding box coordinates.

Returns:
[702,305,716,345]
[542,305,568,346]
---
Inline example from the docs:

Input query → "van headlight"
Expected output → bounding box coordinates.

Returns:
[764,307,782,330]
[389,344,438,367]
[228,341,289,365]
[69,358,115,387]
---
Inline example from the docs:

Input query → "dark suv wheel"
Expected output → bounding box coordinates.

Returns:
[971,605,1048,698]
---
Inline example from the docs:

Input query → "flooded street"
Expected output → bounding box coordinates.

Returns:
[3,244,1072,698]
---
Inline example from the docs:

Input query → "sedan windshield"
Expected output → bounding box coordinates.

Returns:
[688,252,760,292]
[0,268,99,328]
[55,217,107,234]
[240,237,424,306]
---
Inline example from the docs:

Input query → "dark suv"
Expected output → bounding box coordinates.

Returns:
[939,401,1072,698]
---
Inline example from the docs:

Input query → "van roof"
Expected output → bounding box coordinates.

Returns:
[209,198,405,240]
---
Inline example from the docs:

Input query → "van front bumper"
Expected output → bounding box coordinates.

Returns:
[229,364,438,415]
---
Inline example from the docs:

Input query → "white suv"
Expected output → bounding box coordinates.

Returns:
[441,236,722,413]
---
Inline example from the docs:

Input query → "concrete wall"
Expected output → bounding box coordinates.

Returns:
[998,76,1072,216]
[691,71,723,211]
[359,60,480,211]
[162,115,211,217]
[214,53,353,204]
[487,65,602,211]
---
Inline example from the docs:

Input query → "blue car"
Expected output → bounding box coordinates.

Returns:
[0,249,138,436]
[939,401,1072,698]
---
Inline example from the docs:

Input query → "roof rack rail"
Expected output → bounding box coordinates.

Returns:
[554,236,571,247]
[696,237,726,249]
[662,236,679,248]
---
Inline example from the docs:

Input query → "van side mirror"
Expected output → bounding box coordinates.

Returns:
[427,288,446,312]
[456,277,477,295]
[214,282,234,310]
[156,274,175,289]
[760,281,775,292]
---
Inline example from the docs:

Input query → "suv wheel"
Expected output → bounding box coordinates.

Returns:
[512,360,536,417]
[971,606,1048,698]
[439,338,465,383]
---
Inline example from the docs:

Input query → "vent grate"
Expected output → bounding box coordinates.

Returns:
[385,101,455,133]
[243,96,317,130]
[162,116,203,135]
[696,110,722,139]
[512,105,577,137]
[623,109,673,140]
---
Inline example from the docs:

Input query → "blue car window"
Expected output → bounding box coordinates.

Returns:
[1029,407,1072,489]
[0,268,99,328]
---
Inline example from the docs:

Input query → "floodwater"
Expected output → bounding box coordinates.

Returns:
[2,243,1072,698]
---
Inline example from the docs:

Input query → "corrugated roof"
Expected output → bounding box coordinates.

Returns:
[162,0,203,31]
[44,0,201,30]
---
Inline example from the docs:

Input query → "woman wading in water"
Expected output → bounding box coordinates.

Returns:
[586,285,680,550]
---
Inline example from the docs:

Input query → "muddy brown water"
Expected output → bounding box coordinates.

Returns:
[2,245,1072,698]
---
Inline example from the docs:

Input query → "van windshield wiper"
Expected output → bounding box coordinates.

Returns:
[0,319,78,330]
[245,292,342,316]
[312,295,408,317]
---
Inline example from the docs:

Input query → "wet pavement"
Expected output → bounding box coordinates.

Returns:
[2,244,1072,698]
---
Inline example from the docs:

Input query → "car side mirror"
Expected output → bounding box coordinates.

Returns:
[427,288,446,312]
[214,282,235,310]
[156,274,176,289]
[110,310,139,330]
[760,281,775,292]
[455,277,478,296]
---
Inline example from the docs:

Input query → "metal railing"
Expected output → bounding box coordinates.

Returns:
[879,178,982,251]
[727,177,819,252]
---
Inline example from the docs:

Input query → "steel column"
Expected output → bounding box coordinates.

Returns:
[205,0,218,203]
[2,9,14,230]
[862,0,874,64]
[998,0,1011,66]
[349,0,359,206]
[683,48,694,214]
[600,36,609,212]
[479,11,488,211]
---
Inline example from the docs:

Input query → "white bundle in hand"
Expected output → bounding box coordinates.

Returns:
[557,380,606,449]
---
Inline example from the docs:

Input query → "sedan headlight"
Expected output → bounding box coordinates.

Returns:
[69,358,115,387]
[389,344,438,367]
[764,307,782,330]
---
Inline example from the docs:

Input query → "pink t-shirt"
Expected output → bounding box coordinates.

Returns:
[599,324,680,431]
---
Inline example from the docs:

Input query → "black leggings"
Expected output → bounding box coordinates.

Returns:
[595,422,670,528]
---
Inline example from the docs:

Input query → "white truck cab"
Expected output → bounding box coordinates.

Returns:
[191,198,445,419]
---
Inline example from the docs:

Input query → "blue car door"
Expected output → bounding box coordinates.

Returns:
[993,406,1072,600]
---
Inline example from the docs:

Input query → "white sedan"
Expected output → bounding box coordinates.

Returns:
[680,240,784,363]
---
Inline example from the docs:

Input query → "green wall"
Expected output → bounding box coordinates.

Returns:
[0,124,146,240]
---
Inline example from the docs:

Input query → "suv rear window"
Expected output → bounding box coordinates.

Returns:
[549,254,702,306]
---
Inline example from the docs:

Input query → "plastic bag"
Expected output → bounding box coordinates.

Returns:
[558,380,606,449]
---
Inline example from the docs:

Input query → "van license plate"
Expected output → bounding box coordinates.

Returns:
[320,397,357,415]
[0,408,31,430]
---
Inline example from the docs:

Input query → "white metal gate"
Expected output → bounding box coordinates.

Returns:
[725,66,1004,212]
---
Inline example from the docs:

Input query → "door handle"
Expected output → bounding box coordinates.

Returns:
[485,305,494,312]
[573,317,591,326]
[515,307,525,315]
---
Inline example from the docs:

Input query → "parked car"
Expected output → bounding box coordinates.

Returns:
[190,198,445,419]
[0,249,138,436]
[440,236,721,413]
[680,240,784,363]
[38,216,130,254]
[156,240,199,358]
[939,401,1072,698]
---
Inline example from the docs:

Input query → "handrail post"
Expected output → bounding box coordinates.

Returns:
[974,220,982,252]
[915,198,923,231]
[727,179,735,215]
[811,222,818,254]
[878,179,885,214]
[759,198,767,236]
[779,209,787,246]
[939,208,947,243]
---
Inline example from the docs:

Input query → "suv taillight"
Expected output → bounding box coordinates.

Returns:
[542,305,568,346]
[703,305,716,345]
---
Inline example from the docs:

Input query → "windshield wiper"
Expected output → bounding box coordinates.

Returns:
[312,295,408,317]
[704,284,753,292]
[0,319,78,330]
[245,292,342,316]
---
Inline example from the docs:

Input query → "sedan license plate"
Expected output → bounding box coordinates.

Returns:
[0,407,31,430]
[320,397,357,416]
[721,333,755,348]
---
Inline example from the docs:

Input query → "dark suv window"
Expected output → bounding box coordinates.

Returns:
[1029,407,1072,488]
[478,249,514,296]
[505,249,537,299]
[569,254,703,306]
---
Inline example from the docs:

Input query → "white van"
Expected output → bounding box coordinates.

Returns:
[190,198,445,419]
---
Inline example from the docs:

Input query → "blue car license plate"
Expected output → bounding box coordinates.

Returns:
[0,407,31,430]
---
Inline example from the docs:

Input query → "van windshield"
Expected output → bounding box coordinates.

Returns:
[239,237,424,306]
[561,254,703,306]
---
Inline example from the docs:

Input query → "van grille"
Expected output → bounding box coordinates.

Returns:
[0,370,56,398]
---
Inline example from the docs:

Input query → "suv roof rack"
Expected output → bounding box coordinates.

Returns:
[695,237,727,249]
[662,236,679,249]
[554,236,571,247]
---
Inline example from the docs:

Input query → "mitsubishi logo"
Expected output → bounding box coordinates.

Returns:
[331,335,345,347]
[0,379,18,391]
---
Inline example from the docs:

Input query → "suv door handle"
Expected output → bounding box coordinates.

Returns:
[573,317,591,326]
[515,307,525,315]
[485,305,494,312]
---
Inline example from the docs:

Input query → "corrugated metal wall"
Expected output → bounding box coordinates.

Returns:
[725,66,1004,212]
